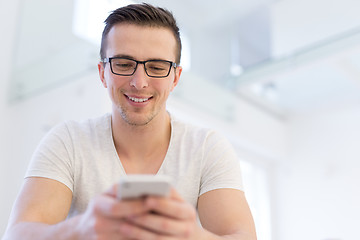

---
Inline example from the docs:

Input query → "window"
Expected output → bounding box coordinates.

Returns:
[241,159,272,240]
[73,0,135,45]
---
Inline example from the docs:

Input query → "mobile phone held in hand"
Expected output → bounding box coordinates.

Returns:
[117,175,172,200]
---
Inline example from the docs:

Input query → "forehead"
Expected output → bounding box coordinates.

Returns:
[105,24,177,61]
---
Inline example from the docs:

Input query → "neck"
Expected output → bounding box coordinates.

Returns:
[111,109,171,169]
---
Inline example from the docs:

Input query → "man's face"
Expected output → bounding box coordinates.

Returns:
[98,24,182,126]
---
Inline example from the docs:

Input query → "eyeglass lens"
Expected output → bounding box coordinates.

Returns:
[111,58,171,77]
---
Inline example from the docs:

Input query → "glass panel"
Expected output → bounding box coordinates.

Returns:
[9,0,99,101]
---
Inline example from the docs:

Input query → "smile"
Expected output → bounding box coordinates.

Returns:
[126,95,151,103]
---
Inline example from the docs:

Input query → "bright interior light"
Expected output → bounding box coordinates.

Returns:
[180,31,191,71]
[231,64,244,76]
[73,0,135,45]
[250,82,278,103]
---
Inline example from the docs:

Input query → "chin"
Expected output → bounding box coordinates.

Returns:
[121,112,156,126]
[115,100,165,126]
[126,118,152,126]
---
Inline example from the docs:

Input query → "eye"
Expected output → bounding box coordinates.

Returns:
[146,61,169,72]
[112,59,136,70]
[149,66,166,71]
[116,63,132,68]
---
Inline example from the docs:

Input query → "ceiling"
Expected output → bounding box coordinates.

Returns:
[237,26,360,117]
[133,0,273,29]
[135,0,360,118]
[236,0,360,117]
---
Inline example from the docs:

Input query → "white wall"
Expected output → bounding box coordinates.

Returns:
[270,1,360,239]
[275,106,360,240]
[0,0,21,233]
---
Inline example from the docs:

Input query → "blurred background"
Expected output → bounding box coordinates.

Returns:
[1,0,360,239]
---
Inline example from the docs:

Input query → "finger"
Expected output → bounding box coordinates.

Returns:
[92,194,149,219]
[104,183,117,198]
[145,196,196,221]
[91,215,125,234]
[119,220,176,240]
[169,187,184,201]
[129,213,193,237]
[104,182,128,199]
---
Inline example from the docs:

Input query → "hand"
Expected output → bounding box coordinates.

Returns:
[117,188,202,240]
[73,184,150,240]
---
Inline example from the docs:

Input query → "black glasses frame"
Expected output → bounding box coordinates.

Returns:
[102,57,178,78]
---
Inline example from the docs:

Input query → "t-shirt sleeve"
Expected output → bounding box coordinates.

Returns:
[25,122,74,192]
[199,131,244,196]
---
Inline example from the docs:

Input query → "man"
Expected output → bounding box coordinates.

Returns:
[4,3,256,240]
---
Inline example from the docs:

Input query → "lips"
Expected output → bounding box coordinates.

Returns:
[125,94,153,103]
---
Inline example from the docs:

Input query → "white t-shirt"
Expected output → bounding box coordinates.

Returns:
[25,113,243,217]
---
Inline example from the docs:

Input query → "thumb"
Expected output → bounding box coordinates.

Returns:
[104,183,118,198]
[169,187,185,202]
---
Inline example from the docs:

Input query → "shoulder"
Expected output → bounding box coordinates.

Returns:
[49,113,111,140]
[42,113,111,146]
[170,114,232,150]
[62,113,111,133]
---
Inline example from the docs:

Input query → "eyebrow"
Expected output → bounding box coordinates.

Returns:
[111,54,135,60]
[110,54,172,62]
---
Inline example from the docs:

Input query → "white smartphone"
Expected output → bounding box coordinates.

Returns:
[117,175,172,200]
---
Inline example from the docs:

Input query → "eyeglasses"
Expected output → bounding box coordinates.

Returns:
[102,57,178,78]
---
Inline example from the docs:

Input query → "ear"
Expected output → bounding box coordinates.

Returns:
[98,62,107,88]
[170,66,182,91]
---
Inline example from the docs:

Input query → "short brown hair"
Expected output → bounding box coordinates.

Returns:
[100,3,181,64]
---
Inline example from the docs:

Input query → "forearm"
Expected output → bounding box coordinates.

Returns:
[199,228,257,240]
[221,232,257,240]
[3,217,80,240]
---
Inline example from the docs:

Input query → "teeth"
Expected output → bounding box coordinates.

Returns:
[128,96,149,103]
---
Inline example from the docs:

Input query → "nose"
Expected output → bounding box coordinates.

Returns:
[129,63,149,89]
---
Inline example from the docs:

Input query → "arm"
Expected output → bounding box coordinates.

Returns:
[3,177,151,240]
[197,189,257,240]
[4,177,74,240]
